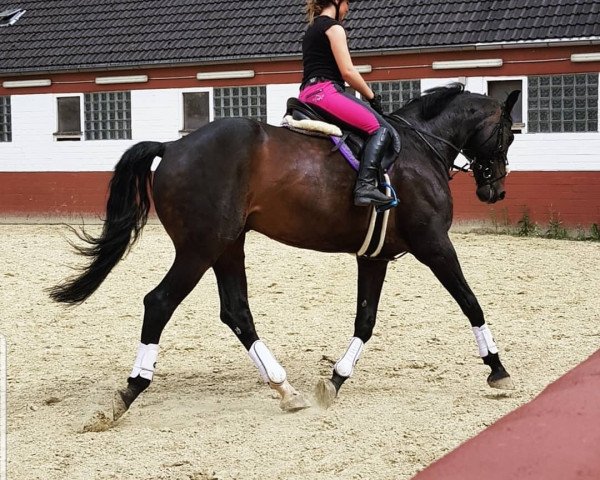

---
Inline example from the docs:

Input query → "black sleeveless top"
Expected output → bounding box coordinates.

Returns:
[301,16,344,86]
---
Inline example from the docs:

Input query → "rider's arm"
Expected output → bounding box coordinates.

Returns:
[326,25,375,101]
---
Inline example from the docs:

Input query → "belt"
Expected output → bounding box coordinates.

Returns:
[300,76,343,90]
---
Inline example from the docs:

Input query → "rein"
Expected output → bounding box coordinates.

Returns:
[389,113,508,186]
[389,114,470,178]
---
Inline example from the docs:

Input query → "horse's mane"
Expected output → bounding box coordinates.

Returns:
[394,82,466,120]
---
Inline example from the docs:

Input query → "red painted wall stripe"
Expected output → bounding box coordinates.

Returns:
[1,45,599,96]
[0,172,112,216]
[412,349,600,480]
[450,172,600,226]
[0,171,599,226]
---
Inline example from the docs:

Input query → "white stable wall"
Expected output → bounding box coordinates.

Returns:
[422,76,600,171]
[1,79,599,172]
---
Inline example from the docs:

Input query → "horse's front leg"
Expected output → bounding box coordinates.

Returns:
[316,257,389,408]
[412,233,513,389]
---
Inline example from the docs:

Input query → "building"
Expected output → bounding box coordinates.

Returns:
[1,0,599,226]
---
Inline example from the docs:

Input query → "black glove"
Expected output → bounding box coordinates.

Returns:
[368,93,384,115]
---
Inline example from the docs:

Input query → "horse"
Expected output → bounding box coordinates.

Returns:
[50,83,520,420]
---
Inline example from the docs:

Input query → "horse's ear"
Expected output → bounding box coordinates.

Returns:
[504,90,521,114]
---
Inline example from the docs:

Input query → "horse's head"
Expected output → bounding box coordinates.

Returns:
[463,90,520,204]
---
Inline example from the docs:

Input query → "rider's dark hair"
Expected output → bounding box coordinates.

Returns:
[306,0,341,24]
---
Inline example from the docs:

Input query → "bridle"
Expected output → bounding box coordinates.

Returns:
[389,111,510,187]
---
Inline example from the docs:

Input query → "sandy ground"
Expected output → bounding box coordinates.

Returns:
[2,224,599,480]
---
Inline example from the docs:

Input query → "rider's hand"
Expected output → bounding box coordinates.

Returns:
[368,94,384,115]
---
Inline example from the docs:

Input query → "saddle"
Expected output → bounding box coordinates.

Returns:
[282,98,401,258]
[283,98,401,173]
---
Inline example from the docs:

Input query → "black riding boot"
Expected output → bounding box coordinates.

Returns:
[354,126,393,207]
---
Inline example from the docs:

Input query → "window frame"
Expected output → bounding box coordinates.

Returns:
[484,76,528,132]
[53,93,84,141]
[179,87,213,136]
[0,95,11,143]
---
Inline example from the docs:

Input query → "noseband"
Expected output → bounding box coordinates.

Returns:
[390,112,510,187]
[468,110,511,186]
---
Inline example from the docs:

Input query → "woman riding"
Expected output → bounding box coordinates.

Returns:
[300,0,394,207]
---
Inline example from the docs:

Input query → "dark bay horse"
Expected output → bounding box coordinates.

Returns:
[50,84,520,419]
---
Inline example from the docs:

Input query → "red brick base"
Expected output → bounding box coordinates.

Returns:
[1,171,599,226]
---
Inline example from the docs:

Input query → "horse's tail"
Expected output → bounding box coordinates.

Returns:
[49,141,165,305]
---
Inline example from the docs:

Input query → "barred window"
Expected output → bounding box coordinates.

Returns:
[0,96,11,142]
[368,80,421,113]
[213,86,267,122]
[528,74,598,133]
[84,91,132,140]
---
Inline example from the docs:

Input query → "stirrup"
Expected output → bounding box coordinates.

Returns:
[375,182,399,213]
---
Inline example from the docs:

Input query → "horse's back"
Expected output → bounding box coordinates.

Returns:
[153,117,376,253]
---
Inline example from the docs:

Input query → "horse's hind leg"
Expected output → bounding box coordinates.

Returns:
[412,232,513,389]
[212,234,310,412]
[113,249,212,420]
[316,257,389,408]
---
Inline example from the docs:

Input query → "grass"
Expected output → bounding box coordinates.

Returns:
[453,210,600,242]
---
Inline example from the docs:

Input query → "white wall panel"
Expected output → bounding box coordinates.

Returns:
[1,94,137,172]
[131,89,181,142]
[266,83,300,126]
[1,84,599,172]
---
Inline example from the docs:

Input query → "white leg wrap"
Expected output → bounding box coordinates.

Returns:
[129,342,159,381]
[472,324,499,357]
[334,337,364,378]
[248,340,287,385]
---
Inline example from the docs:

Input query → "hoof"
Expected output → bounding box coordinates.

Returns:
[314,378,337,409]
[280,392,311,412]
[487,371,515,390]
[112,389,130,421]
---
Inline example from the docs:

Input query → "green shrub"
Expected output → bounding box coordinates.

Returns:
[590,223,600,241]
[545,213,568,239]
[516,210,538,237]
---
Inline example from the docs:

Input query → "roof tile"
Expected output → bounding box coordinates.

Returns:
[0,0,599,75]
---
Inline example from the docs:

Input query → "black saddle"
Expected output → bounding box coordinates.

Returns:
[285,98,401,172]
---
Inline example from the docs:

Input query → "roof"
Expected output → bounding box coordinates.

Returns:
[0,0,599,75]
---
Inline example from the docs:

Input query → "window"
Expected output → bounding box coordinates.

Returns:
[182,92,210,133]
[0,96,11,142]
[213,86,267,122]
[84,91,131,140]
[488,80,524,131]
[55,96,82,141]
[368,80,421,112]
[528,73,598,133]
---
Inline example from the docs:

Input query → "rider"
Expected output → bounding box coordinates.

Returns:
[299,0,393,207]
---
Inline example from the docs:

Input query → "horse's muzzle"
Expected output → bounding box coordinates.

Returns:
[476,185,506,204]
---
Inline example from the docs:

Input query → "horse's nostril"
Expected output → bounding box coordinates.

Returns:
[499,191,506,200]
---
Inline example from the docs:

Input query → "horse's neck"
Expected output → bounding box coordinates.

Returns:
[430,102,489,162]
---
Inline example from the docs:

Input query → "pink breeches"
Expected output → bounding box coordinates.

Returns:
[298,81,380,134]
